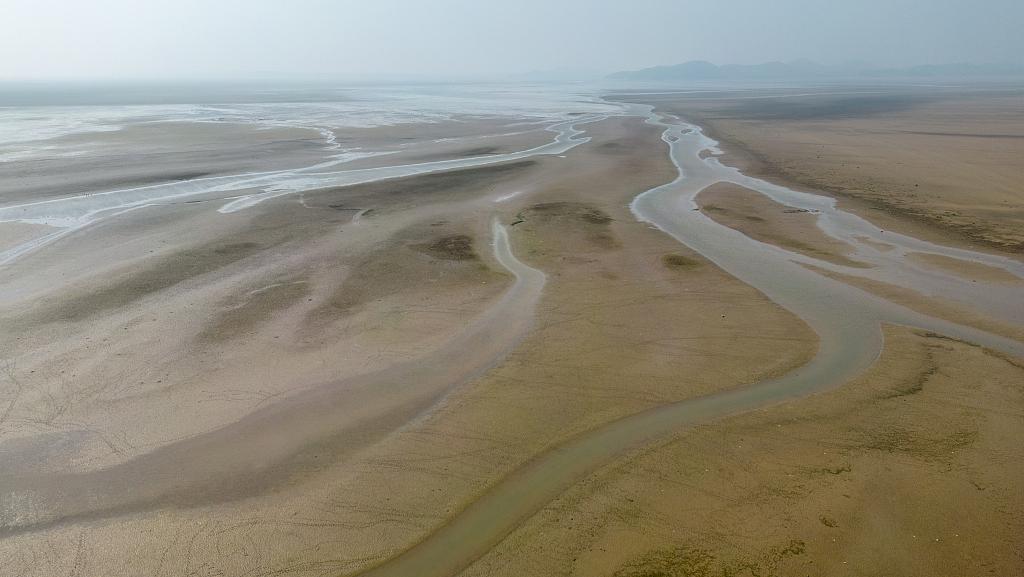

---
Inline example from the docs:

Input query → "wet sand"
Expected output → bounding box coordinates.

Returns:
[0,110,821,575]
[1,89,1021,577]
[906,251,1022,283]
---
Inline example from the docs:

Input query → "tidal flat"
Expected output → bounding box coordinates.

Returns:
[0,85,1021,577]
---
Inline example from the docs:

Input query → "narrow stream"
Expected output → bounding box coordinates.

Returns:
[352,109,1024,577]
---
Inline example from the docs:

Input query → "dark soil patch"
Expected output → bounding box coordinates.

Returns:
[36,242,264,323]
[200,280,311,342]
[413,235,478,261]
[615,540,807,577]
[662,254,701,270]
[525,202,614,225]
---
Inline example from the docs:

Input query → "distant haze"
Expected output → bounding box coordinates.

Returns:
[2,0,1023,81]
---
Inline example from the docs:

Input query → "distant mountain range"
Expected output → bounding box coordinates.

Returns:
[608,60,1024,82]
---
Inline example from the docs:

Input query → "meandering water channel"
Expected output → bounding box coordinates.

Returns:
[1,96,1020,573]
[352,107,1024,577]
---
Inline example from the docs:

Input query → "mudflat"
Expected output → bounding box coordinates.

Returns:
[1,88,1021,577]
[0,113,819,573]
[638,88,1024,253]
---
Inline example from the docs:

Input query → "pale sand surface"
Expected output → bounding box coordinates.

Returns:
[0,163,536,473]
[0,92,1021,577]
[0,222,54,254]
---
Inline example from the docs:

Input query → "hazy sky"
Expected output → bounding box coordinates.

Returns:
[2,0,1022,80]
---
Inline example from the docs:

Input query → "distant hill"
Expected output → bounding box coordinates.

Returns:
[607,60,1024,82]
